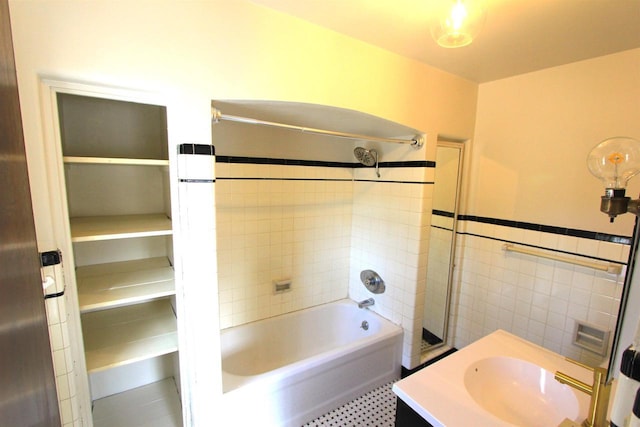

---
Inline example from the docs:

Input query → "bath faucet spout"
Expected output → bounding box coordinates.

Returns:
[358,298,375,309]
[554,359,611,427]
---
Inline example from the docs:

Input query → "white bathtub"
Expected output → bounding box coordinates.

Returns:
[219,299,403,427]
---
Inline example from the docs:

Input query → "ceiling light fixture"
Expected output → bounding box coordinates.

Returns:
[431,0,487,48]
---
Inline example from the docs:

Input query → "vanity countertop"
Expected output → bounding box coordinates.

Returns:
[392,330,593,426]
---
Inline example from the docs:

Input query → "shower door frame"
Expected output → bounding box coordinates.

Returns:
[422,139,465,356]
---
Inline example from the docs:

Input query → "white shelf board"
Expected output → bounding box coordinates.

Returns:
[64,156,169,166]
[92,378,182,427]
[82,299,178,373]
[70,214,172,242]
[77,257,175,313]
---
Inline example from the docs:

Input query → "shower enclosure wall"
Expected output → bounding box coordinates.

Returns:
[212,101,434,369]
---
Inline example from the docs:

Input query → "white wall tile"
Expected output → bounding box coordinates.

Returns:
[451,223,626,365]
[44,284,80,427]
[177,151,215,180]
[217,163,354,329]
[576,238,599,258]
[598,241,624,262]
[214,160,628,370]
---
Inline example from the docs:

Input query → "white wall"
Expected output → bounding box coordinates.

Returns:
[9,0,478,309]
[468,49,640,236]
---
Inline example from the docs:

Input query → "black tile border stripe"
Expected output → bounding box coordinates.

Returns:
[216,177,352,182]
[458,214,632,245]
[215,156,434,184]
[432,209,455,218]
[431,224,454,232]
[217,155,352,168]
[217,176,433,184]
[178,143,215,156]
[213,155,629,246]
[376,160,436,168]
[179,178,215,183]
[216,155,434,169]
[356,179,433,184]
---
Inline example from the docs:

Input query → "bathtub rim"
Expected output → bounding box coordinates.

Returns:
[220,298,403,393]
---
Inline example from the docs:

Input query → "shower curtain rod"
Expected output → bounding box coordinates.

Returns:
[211,108,424,148]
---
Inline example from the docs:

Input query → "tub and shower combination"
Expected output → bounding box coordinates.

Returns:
[219,299,403,426]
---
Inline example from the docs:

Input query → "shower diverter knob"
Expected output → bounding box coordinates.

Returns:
[360,269,385,294]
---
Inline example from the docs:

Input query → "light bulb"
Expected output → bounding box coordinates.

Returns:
[450,1,468,32]
[431,0,487,48]
[587,137,640,190]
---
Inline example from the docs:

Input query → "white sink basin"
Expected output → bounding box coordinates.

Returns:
[393,330,591,426]
[464,356,580,426]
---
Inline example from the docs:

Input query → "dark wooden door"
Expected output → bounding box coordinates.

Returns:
[0,0,61,425]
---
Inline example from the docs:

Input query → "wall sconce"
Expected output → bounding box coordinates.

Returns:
[430,0,487,48]
[587,136,640,222]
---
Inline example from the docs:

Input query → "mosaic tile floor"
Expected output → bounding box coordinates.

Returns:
[302,380,398,427]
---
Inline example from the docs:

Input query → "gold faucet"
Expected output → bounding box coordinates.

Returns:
[554,358,611,427]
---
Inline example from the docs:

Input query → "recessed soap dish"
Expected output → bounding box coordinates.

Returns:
[573,321,610,356]
[273,279,291,294]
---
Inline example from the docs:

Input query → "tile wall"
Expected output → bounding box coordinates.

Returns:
[213,153,630,368]
[348,164,434,368]
[215,158,355,329]
[43,259,81,427]
[215,156,435,368]
[448,217,630,366]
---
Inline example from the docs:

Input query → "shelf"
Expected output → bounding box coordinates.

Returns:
[77,257,175,313]
[64,156,169,166]
[82,299,178,373]
[70,214,172,242]
[92,378,182,427]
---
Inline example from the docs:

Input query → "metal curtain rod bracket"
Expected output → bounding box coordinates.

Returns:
[502,243,622,274]
[211,108,424,149]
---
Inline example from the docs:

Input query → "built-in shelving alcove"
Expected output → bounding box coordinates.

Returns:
[56,91,182,427]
